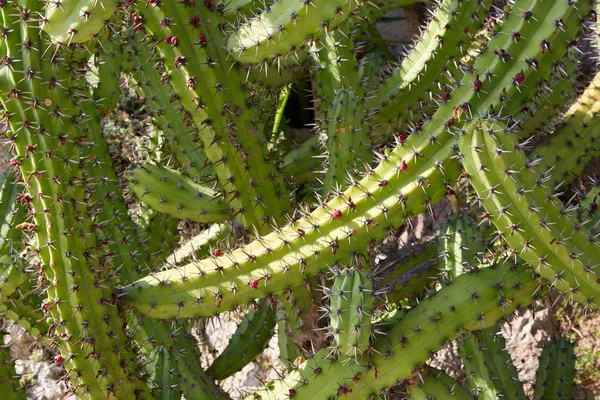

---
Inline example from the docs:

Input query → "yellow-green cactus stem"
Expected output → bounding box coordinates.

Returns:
[127,162,229,223]
[438,214,484,284]
[409,366,475,399]
[43,0,117,43]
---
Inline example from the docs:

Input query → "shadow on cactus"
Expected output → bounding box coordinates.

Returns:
[0,0,599,397]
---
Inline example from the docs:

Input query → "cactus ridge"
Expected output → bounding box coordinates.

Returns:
[533,339,576,399]
[255,259,541,399]
[207,299,276,380]
[438,214,484,284]
[459,327,526,399]
[127,162,229,223]
[459,119,600,308]
[149,345,183,400]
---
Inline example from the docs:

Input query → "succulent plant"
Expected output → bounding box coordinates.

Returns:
[0,0,598,397]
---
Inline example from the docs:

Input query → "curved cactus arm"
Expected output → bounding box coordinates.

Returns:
[275,300,304,372]
[207,299,276,380]
[326,267,373,361]
[280,136,322,183]
[459,327,526,399]
[458,119,600,308]
[409,366,475,399]
[373,239,439,303]
[120,0,591,319]
[166,223,232,267]
[366,0,493,134]
[530,70,600,188]
[135,0,291,232]
[254,259,542,399]
[224,0,360,64]
[126,162,229,223]
[438,214,484,284]
[42,0,117,43]
[533,339,576,400]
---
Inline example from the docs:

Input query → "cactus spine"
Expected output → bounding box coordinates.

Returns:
[438,214,483,283]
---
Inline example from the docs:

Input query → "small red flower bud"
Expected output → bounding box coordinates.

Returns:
[249,280,259,289]
[331,209,343,219]
[213,249,222,257]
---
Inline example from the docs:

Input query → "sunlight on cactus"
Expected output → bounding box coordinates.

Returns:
[0,0,599,398]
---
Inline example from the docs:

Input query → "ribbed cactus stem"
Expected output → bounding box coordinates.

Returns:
[459,119,600,308]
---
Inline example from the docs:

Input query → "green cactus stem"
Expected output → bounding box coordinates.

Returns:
[149,346,183,400]
[254,259,542,399]
[458,119,600,308]
[42,0,117,43]
[327,266,373,360]
[459,327,526,399]
[409,366,475,399]
[366,0,493,135]
[372,240,439,303]
[533,339,576,399]
[126,162,229,223]
[207,299,276,380]
[0,1,152,396]
[321,88,372,194]
[166,223,231,267]
[280,137,321,183]
[438,214,484,284]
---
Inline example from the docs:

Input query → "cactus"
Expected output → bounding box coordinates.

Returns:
[0,333,25,399]
[326,266,373,360]
[126,162,229,223]
[459,118,600,308]
[409,367,475,399]
[0,0,599,397]
[207,299,276,380]
[459,327,527,399]
[533,339,577,399]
